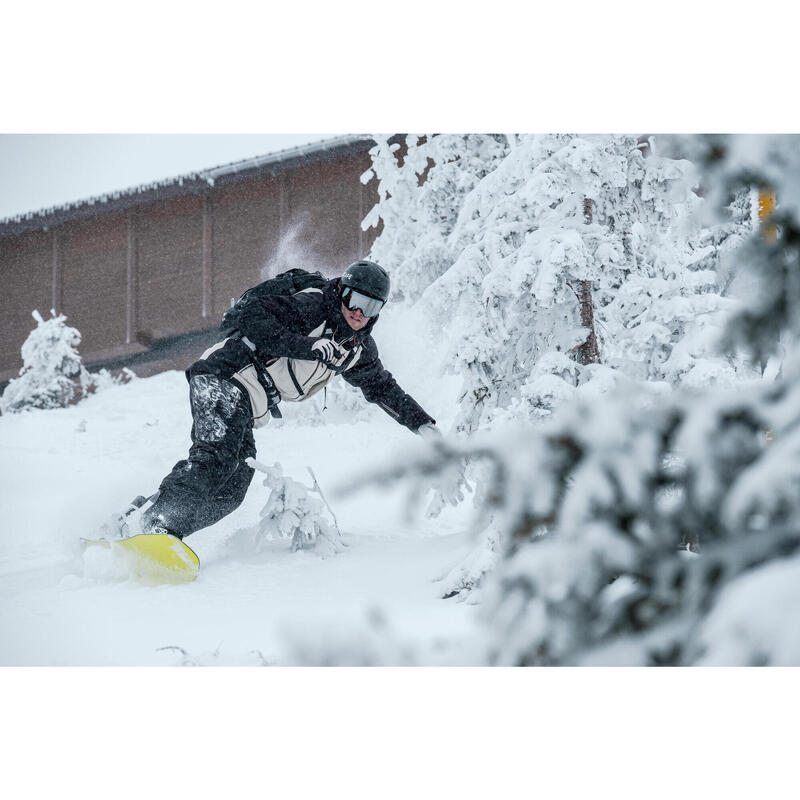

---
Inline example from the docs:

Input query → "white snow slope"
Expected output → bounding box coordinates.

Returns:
[0,371,481,666]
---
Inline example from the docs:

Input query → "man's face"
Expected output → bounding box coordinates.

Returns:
[341,302,370,331]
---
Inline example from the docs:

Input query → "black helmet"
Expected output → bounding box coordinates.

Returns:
[340,260,390,304]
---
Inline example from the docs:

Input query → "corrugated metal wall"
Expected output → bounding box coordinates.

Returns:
[0,149,379,383]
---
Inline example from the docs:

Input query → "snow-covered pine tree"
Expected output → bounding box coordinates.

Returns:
[362,134,509,306]
[351,358,800,664]
[251,460,343,556]
[589,137,748,390]
[363,134,748,435]
[425,134,747,431]
[688,136,800,368]
[0,309,92,414]
[360,134,751,597]
[348,134,800,665]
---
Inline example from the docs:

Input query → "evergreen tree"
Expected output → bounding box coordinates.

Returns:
[253,460,343,556]
[0,309,91,414]
[363,134,509,306]
[361,135,753,599]
[350,135,800,665]
[364,134,750,436]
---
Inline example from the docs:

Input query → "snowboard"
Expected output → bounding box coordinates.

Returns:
[81,533,200,584]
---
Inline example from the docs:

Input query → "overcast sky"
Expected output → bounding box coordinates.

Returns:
[0,134,337,220]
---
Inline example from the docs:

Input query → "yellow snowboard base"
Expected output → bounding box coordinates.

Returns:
[82,533,200,584]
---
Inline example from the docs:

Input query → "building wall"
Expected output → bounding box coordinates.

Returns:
[60,212,129,358]
[136,193,205,342]
[0,229,54,374]
[212,173,282,321]
[0,150,379,384]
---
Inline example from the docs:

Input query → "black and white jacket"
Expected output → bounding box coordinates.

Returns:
[188,278,435,432]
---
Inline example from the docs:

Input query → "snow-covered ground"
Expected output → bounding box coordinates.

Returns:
[0,370,482,666]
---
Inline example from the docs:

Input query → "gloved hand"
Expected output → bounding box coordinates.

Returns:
[417,422,441,441]
[310,337,348,369]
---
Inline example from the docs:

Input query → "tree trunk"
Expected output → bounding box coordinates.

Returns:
[573,198,601,366]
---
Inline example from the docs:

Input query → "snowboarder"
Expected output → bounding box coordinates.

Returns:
[120,260,439,541]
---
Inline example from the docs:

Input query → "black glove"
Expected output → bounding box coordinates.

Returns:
[310,337,348,369]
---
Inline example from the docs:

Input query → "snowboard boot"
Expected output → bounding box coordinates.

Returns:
[143,520,184,540]
[99,495,150,540]
[140,504,184,540]
[137,490,187,540]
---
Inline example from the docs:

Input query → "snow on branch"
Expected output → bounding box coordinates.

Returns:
[342,377,800,664]
[247,458,344,557]
[364,134,752,435]
[343,135,800,666]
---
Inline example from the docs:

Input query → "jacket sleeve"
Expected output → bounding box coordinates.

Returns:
[228,291,327,359]
[342,337,435,432]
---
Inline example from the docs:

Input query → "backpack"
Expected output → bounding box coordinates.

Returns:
[220,268,329,336]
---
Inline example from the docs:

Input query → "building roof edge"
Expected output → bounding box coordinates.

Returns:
[0,134,389,237]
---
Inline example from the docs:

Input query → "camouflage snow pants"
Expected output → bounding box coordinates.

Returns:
[143,374,256,538]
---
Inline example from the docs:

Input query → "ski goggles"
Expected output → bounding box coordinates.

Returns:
[341,286,385,317]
